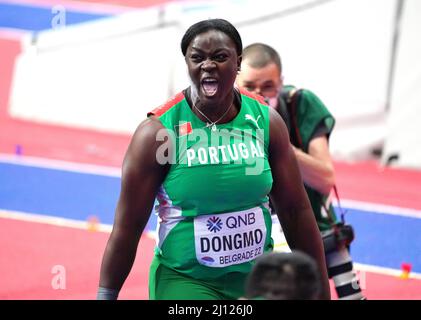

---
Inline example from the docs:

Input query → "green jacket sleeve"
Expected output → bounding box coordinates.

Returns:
[296,89,335,152]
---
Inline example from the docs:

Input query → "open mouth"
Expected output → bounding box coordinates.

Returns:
[201,78,218,97]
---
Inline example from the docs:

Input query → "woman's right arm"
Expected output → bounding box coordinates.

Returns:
[98,117,170,298]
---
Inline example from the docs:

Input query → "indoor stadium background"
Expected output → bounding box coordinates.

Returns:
[0,0,420,299]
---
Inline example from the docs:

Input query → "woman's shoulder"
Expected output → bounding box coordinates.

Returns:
[147,91,187,118]
[131,117,166,148]
[237,87,271,123]
[237,86,268,106]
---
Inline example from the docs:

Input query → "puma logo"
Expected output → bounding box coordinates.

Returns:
[245,114,261,128]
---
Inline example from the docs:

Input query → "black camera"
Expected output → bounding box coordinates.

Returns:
[321,223,355,254]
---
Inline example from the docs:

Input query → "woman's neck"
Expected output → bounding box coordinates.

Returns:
[190,88,238,123]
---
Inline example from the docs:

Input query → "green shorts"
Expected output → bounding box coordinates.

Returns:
[149,256,248,300]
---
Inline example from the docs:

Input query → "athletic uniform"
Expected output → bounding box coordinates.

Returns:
[147,87,274,299]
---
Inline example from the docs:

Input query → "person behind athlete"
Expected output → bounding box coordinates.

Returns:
[236,43,365,300]
[244,251,322,300]
[97,20,330,300]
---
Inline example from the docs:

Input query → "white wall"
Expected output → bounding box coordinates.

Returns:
[10,8,181,133]
[237,0,396,159]
[382,0,421,169]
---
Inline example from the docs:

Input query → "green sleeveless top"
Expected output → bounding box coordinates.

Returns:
[147,88,274,280]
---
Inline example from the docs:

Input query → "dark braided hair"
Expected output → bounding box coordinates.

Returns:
[181,19,242,56]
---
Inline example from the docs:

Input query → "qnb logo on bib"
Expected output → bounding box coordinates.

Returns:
[207,216,223,233]
[194,207,267,267]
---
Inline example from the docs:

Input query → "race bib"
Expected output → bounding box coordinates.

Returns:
[194,206,267,268]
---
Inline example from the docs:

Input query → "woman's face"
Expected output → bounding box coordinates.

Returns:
[185,29,241,105]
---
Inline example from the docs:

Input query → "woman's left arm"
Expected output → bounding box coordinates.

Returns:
[268,107,331,300]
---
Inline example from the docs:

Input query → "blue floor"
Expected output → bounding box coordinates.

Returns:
[344,208,421,272]
[1,161,420,272]
[0,162,120,221]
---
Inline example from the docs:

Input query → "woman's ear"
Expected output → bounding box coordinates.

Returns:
[237,55,242,73]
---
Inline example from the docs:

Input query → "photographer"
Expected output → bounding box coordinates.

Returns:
[237,43,365,300]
